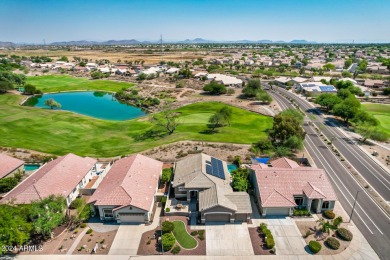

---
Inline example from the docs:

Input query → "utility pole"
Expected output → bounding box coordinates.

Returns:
[349,190,361,223]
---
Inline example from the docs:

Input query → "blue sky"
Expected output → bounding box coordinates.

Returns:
[0,0,389,43]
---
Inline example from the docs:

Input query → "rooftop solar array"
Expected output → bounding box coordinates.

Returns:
[205,157,226,180]
[319,86,336,92]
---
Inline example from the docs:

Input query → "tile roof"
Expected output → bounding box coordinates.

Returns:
[0,154,24,179]
[174,153,252,214]
[270,157,300,168]
[252,158,337,208]
[2,153,96,204]
[88,154,162,212]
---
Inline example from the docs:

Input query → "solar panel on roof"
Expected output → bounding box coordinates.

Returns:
[205,157,226,180]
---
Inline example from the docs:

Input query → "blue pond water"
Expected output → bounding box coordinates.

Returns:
[28,91,146,121]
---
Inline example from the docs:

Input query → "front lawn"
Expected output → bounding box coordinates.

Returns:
[0,94,272,157]
[172,221,197,249]
[362,103,390,135]
[27,75,134,93]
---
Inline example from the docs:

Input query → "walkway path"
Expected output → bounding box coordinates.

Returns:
[66,228,88,255]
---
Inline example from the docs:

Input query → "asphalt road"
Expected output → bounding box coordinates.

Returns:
[268,89,390,259]
[275,87,390,203]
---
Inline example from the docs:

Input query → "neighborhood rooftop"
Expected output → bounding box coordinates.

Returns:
[0,153,24,179]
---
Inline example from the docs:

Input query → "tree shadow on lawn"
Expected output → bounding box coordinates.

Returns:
[133,129,168,141]
[199,127,219,135]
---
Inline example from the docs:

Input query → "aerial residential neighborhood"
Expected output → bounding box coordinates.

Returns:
[0,1,390,260]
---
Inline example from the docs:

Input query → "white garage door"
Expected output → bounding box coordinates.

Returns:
[266,208,290,216]
[118,213,145,223]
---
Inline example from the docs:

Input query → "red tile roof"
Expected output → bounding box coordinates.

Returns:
[88,154,162,211]
[252,158,337,208]
[0,154,24,179]
[1,153,96,204]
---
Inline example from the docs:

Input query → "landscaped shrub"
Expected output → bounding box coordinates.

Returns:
[80,223,87,228]
[293,209,311,216]
[165,208,170,213]
[171,245,181,254]
[325,237,340,250]
[191,231,198,236]
[162,233,176,251]
[86,228,93,234]
[337,228,353,241]
[198,230,205,240]
[266,237,275,249]
[162,221,174,233]
[323,210,335,219]
[309,240,322,254]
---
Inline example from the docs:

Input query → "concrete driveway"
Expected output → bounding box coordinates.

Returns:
[266,217,307,255]
[108,224,144,255]
[206,223,254,256]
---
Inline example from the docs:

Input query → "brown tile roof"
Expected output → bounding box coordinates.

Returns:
[88,154,162,211]
[252,158,337,208]
[0,154,24,179]
[1,153,96,204]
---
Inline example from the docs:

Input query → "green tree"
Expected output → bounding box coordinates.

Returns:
[24,84,37,94]
[251,137,274,155]
[337,89,352,99]
[351,110,379,126]
[0,205,32,254]
[178,68,192,78]
[29,195,66,238]
[284,135,303,151]
[344,59,353,69]
[58,56,69,62]
[383,87,390,96]
[161,221,174,233]
[152,106,181,135]
[44,98,61,109]
[270,110,305,145]
[323,63,335,71]
[231,168,250,192]
[332,96,360,123]
[219,106,233,126]
[91,71,104,79]
[208,112,224,131]
[315,93,342,112]
[203,81,227,95]
[0,80,13,93]
[256,91,273,104]
[161,168,173,183]
[243,79,262,98]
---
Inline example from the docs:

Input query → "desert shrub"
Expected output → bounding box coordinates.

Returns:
[80,223,87,228]
[161,196,167,204]
[198,233,205,240]
[165,207,170,213]
[162,221,174,233]
[162,233,176,251]
[337,228,353,241]
[191,231,198,236]
[73,228,79,234]
[325,237,340,250]
[323,210,335,219]
[309,240,322,254]
[171,245,181,254]
[86,228,93,234]
[198,230,205,236]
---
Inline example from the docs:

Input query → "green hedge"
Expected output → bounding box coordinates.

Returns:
[293,208,311,216]
[259,223,274,249]
[325,237,340,250]
[309,240,322,254]
[171,245,181,254]
[337,228,353,241]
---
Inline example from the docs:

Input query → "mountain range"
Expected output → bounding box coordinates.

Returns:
[0,39,318,46]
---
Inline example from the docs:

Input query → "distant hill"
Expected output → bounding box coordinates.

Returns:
[0,38,320,46]
[0,41,16,47]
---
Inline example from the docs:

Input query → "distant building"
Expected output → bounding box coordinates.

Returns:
[297,82,337,95]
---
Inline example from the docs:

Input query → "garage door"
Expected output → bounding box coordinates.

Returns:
[266,208,290,216]
[205,213,230,222]
[118,213,145,223]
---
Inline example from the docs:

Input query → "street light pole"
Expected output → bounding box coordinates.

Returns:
[349,190,361,223]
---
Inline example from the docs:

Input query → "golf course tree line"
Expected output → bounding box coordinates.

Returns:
[251,108,305,158]
[0,55,27,93]
[315,80,389,142]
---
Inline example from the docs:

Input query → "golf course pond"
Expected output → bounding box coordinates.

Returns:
[24,91,146,121]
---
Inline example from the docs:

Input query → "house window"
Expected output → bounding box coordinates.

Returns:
[322,201,330,209]
[294,196,304,206]
[178,186,186,192]
[103,209,114,218]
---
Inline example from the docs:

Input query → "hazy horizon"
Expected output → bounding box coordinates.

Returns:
[1,0,389,44]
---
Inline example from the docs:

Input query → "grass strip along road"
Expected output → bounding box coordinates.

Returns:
[269,89,390,259]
